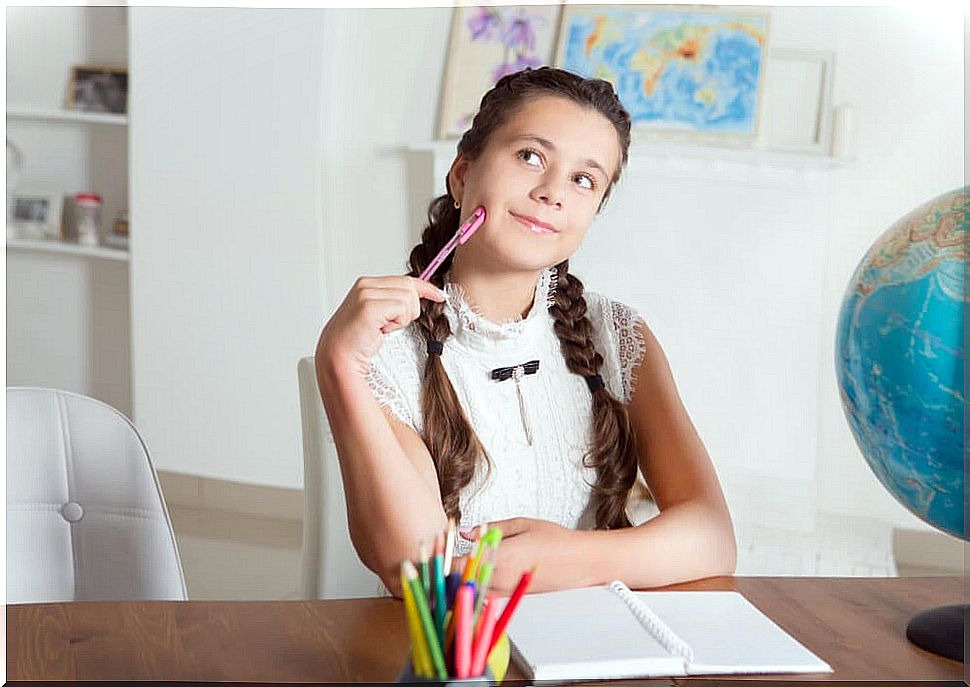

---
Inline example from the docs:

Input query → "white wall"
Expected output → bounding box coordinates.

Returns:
[118,3,963,517]
[129,8,328,488]
[318,6,962,533]
[6,5,131,415]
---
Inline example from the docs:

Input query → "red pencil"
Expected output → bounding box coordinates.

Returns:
[486,565,536,656]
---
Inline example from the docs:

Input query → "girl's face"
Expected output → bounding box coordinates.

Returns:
[448,95,622,274]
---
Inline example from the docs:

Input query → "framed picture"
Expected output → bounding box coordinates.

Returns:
[759,49,835,153]
[8,187,64,240]
[437,4,564,139]
[554,4,771,144]
[67,65,128,114]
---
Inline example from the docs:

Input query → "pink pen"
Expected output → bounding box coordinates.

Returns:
[419,206,486,282]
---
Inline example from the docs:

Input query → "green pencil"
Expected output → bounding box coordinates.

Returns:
[418,540,431,600]
[432,533,447,645]
[403,559,448,680]
[474,527,503,617]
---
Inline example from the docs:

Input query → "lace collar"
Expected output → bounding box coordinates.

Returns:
[441,267,558,353]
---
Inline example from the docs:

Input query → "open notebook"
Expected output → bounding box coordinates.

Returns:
[505,581,833,682]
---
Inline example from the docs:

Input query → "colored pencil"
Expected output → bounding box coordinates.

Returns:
[487,565,536,656]
[432,534,447,644]
[401,565,432,677]
[461,523,489,585]
[474,528,503,617]
[442,518,456,575]
[454,583,474,679]
[418,540,431,600]
[470,596,502,677]
[402,560,448,680]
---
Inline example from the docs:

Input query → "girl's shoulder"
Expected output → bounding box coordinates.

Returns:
[364,324,425,430]
[583,290,648,404]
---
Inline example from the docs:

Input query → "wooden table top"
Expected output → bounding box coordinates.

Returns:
[7,576,965,684]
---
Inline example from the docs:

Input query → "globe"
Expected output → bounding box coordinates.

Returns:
[835,186,967,661]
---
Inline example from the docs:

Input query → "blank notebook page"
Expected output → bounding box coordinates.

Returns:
[506,585,686,679]
[632,591,832,674]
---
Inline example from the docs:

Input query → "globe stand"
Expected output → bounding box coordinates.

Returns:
[905,604,966,662]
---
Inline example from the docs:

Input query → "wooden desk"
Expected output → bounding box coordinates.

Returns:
[8,576,964,684]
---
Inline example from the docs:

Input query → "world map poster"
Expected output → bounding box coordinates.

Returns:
[556,6,770,138]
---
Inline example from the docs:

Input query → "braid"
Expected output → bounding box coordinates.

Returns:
[407,195,490,524]
[403,66,636,529]
[549,260,641,529]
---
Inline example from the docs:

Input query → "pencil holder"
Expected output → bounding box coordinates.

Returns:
[396,663,496,685]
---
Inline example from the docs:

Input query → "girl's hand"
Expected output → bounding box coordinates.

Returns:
[317,275,447,376]
[452,518,582,596]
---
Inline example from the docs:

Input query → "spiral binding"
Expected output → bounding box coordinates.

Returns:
[608,580,695,664]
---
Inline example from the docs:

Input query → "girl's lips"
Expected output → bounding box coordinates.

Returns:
[510,211,557,235]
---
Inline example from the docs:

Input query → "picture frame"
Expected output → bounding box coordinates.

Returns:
[759,48,836,153]
[67,65,128,115]
[8,187,64,240]
[437,4,564,140]
[554,4,771,145]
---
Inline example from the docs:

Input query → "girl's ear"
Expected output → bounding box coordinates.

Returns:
[448,154,470,200]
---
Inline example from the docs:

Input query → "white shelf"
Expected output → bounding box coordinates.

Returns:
[6,106,128,126]
[6,237,129,262]
[409,138,848,171]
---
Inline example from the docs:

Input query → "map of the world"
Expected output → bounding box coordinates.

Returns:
[558,8,768,135]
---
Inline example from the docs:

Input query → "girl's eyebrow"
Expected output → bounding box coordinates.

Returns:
[510,133,608,180]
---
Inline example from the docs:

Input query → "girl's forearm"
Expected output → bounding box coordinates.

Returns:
[571,502,737,590]
[315,346,447,592]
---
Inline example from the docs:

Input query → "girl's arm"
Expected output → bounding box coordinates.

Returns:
[314,277,450,598]
[464,319,736,593]
[584,317,737,587]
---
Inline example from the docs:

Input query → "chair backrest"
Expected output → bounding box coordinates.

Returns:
[6,387,187,603]
[297,357,385,599]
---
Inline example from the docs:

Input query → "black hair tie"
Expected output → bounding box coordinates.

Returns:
[585,374,605,393]
[427,340,444,356]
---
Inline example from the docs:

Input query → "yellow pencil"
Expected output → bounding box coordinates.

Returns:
[401,565,433,677]
[403,560,449,680]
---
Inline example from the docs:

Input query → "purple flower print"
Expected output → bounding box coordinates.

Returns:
[490,53,542,83]
[502,15,537,54]
[467,8,500,41]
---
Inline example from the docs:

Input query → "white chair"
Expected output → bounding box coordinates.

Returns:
[298,357,385,599]
[6,387,188,603]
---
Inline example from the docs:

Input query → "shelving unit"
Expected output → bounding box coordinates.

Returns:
[6,5,133,418]
[6,106,128,126]
[6,237,129,262]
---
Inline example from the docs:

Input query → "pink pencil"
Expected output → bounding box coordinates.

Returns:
[455,583,474,679]
[419,206,486,282]
[469,596,502,677]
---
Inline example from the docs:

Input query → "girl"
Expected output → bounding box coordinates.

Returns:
[315,67,736,599]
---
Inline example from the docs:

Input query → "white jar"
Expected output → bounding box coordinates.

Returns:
[74,192,102,246]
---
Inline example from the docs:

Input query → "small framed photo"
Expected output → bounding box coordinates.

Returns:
[8,187,64,240]
[437,5,564,139]
[759,49,835,153]
[555,4,771,144]
[67,65,128,114]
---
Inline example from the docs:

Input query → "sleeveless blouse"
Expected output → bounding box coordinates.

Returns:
[364,266,658,550]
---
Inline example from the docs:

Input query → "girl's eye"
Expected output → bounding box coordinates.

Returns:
[517,147,597,191]
[517,148,543,167]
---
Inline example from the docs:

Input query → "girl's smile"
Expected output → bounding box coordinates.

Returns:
[509,210,559,235]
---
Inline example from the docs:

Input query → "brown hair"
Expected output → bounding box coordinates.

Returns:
[407,66,647,529]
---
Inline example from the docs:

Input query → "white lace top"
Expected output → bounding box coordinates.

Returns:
[365,266,655,543]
